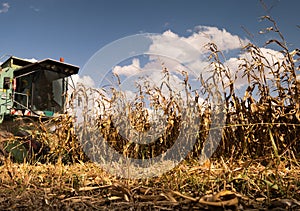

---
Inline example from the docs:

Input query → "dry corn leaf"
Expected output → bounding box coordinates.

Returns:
[79,186,101,192]
[171,190,197,202]
[199,190,238,207]
[108,196,122,201]
[160,192,177,203]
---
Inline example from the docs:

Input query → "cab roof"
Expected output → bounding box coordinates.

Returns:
[1,56,80,77]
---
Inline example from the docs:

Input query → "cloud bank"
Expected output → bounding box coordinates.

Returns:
[113,26,249,75]
[113,26,250,87]
[112,25,288,90]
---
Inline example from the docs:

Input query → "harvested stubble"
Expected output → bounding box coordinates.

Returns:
[0,159,299,210]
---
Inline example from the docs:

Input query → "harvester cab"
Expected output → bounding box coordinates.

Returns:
[0,56,79,123]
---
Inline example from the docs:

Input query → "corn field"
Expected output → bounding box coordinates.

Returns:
[0,16,299,210]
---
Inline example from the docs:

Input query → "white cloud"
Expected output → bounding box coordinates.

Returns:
[224,47,285,88]
[148,30,201,64]
[24,58,38,63]
[0,3,10,14]
[106,26,252,103]
[111,55,190,95]
[146,27,289,90]
[30,6,40,12]
[107,25,289,97]
[113,58,141,76]
[148,26,249,60]
[145,26,250,79]
[71,74,96,88]
[193,26,249,51]
[111,26,250,81]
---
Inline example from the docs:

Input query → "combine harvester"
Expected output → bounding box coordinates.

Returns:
[0,56,79,162]
[0,56,79,121]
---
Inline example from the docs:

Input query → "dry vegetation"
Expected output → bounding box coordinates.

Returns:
[0,16,299,210]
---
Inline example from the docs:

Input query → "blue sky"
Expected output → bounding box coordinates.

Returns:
[0,0,299,69]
